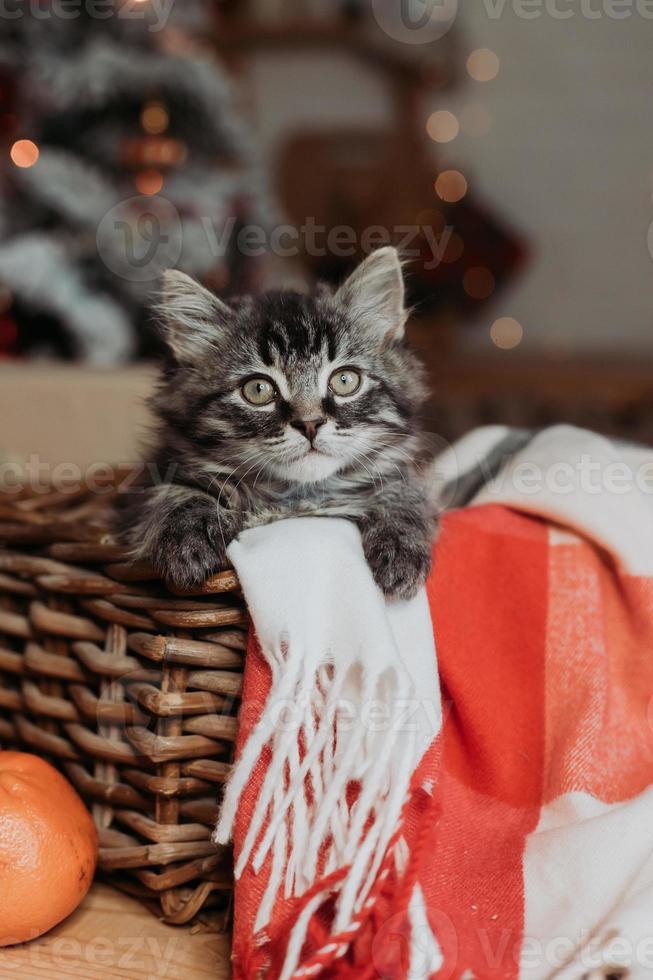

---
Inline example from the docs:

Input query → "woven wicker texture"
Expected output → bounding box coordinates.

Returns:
[0,480,246,928]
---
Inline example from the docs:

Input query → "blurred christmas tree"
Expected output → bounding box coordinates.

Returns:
[0,1,270,363]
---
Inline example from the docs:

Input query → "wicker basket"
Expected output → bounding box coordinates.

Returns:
[0,478,247,928]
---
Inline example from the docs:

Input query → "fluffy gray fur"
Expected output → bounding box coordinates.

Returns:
[121,247,437,598]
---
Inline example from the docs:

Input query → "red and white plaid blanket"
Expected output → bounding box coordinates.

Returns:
[217,426,653,979]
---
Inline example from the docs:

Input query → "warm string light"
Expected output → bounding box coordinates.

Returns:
[10,139,39,168]
[135,169,164,196]
[141,101,169,135]
[491,317,523,349]
[423,50,499,300]
[467,48,500,82]
[121,136,187,168]
[426,110,459,144]
[434,170,467,203]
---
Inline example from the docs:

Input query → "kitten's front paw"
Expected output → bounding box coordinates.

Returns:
[362,523,432,600]
[151,509,228,591]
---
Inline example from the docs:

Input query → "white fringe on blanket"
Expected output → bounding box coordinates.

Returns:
[214,517,440,972]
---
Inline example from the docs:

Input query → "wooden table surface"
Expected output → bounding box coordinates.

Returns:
[0,884,231,979]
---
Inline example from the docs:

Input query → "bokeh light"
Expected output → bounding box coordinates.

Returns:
[467,49,500,82]
[491,317,523,349]
[426,110,459,144]
[141,102,170,135]
[416,208,446,233]
[442,233,464,264]
[435,170,468,203]
[460,103,492,137]
[464,266,495,299]
[135,169,164,195]
[10,139,39,168]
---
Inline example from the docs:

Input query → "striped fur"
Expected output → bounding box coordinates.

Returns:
[121,249,436,596]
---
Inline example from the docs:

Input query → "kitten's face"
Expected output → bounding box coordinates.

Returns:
[156,248,427,486]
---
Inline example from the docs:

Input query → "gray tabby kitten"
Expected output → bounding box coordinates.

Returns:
[122,247,437,598]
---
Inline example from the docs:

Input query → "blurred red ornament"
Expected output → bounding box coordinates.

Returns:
[0,313,18,356]
[122,136,187,169]
[410,192,528,318]
[463,265,496,300]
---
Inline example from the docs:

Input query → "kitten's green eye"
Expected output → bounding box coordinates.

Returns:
[329,368,361,397]
[241,377,276,406]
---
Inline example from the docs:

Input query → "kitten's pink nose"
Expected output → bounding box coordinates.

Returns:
[290,417,326,443]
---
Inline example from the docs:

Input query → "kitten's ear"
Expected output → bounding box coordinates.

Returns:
[158,270,231,362]
[335,246,407,343]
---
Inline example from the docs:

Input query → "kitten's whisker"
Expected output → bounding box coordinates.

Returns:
[214,464,243,555]
[375,440,426,475]
[214,453,259,503]
[205,465,232,497]
[363,458,391,493]
[383,461,407,485]
[252,461,269,491]
[205,454,255,497]
[365,441,418,484]
[214,452,263,553]
[234,456,267,496]
[350,445,399,489]
[348,452,379,490]
[356,449,388,490]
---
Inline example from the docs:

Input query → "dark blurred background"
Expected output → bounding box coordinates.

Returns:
[1,0,652,470]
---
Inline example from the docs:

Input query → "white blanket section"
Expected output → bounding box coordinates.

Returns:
[215,517,440,969]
